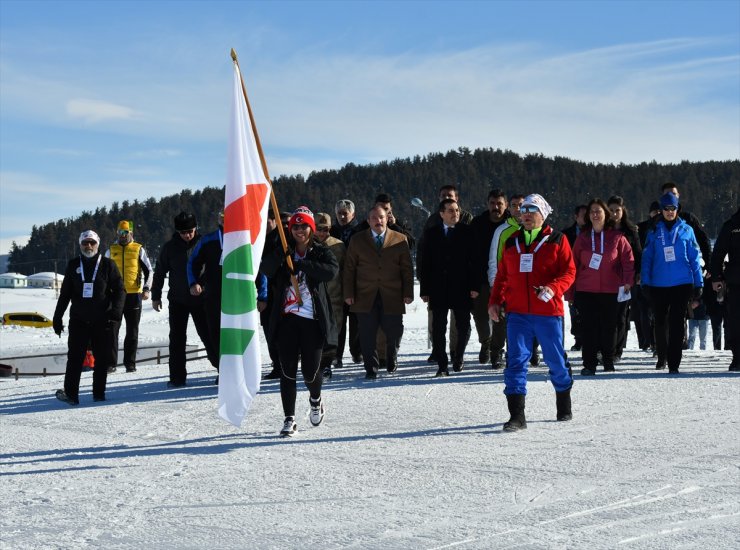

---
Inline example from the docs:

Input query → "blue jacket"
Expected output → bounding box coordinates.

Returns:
[641,217,703,288]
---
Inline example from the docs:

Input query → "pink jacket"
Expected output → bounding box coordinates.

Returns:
[566,228,634,299]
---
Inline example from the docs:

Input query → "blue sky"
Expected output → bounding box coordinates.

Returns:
[1,0,738,254]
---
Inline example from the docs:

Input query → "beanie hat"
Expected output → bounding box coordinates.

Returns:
[521,193,553,220]
[288,206,316,232]
[660,192,679,209]
[315,213,332,227]
[649,201,661,213]
[117,220,132,232]
[174,211,197,231]
[79,230,100,245]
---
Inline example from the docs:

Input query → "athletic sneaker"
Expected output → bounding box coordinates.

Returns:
[280,416,297,437]
[309,397,325,426]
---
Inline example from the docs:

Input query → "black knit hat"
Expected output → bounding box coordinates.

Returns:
[174,211,197,231]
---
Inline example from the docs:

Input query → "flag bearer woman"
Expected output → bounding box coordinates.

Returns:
[260,207,339,436]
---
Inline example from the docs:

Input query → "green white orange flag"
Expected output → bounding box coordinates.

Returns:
[218,62,271,426]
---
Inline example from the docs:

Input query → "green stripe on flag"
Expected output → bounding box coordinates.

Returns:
[222,243,256,315]
[220,328,255,356]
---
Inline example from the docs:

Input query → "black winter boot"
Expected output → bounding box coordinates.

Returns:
[556,389,572,421]
[503,394,527,432]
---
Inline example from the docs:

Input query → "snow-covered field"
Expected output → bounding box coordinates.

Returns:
[1,287,738,549]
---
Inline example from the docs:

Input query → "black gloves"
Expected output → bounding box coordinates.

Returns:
[692,287,703,301]
[53,317,64,337]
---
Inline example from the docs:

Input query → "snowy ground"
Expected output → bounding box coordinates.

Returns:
[1,287,738,549]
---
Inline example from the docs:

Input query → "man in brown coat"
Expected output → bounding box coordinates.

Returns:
[344,206,414,379]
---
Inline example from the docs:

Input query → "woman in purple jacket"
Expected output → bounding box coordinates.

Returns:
[568,199,635,375]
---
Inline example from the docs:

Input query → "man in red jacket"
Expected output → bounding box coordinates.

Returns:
[489,194,576,432]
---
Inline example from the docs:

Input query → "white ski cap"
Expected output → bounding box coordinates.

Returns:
[521,193,553,220]
[79,230,100,245]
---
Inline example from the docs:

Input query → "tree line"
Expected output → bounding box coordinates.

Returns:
[8,147,739,274]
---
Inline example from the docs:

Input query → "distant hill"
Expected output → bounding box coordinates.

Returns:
[8,147,740,274]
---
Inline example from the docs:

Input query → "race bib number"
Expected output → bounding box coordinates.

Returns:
[589,253,603,270]
[663,246,676,263]
[519,253,533,273]
[82,282,94,298]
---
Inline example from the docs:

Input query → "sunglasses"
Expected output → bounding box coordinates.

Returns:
[520,205,540,214]
[662,206,677,212]
[81,240,97,247]
[291,223,310,230]
[316,226,330,232]
[118,230,130,236]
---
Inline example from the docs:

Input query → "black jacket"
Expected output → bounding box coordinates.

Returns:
[54,253,126,324]
[330,218,359,245]
[260,243,339,346]
[152,232,205,306]
[419,223,479,309]
[562,223,582,248]
[711,209,740,286]
[187,227,223,301]
[470,210,510,282]
[616,222,642,276]
[416,206,473,281]
[678,209,712,267]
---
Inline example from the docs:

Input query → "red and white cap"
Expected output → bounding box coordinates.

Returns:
[288,206,316,232]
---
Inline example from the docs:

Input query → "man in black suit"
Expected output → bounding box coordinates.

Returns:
[419,199,480,376]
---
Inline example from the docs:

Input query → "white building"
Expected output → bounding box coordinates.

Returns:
[0,272,28,288]
[26,272,64,289]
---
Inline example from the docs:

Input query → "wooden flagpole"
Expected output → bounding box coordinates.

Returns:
[230,48,301,302]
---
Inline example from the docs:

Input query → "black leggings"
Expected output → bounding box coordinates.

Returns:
[277,314,325,417]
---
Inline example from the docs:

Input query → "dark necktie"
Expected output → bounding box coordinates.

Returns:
[375,235,383,250]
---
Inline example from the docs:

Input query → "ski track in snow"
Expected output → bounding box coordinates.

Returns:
[1,287,739,549]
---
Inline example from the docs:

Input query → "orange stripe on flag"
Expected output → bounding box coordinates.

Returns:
[223,183,270,244]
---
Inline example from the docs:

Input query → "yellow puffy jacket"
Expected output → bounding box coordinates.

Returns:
[108,242,145,294]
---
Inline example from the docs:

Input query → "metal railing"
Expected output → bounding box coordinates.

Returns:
[0,346,208,380]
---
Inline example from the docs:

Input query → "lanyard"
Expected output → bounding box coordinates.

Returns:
[515,234,549,254]
[659,225,679,247]
[79,255,101,283]
[591,230,604,254]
